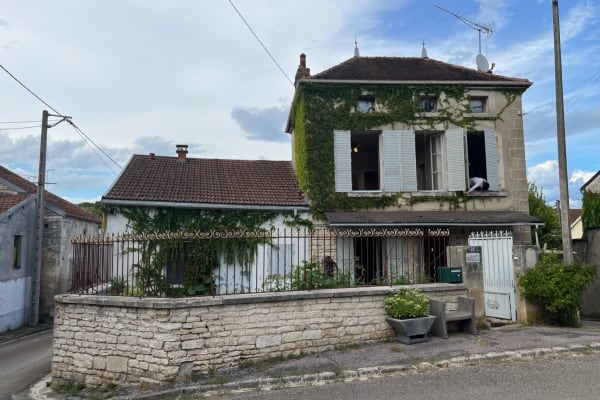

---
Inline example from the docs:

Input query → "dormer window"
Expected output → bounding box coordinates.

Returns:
[357,96,374,113]
[469,97,487,113]
[420,96,437,112]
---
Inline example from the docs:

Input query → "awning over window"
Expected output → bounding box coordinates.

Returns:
[325,211,542,227]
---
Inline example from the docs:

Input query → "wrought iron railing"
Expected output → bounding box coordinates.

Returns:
[70,227,450,297]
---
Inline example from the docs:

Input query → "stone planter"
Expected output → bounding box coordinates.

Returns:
[386,315,436,344]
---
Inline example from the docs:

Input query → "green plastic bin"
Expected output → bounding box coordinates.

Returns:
[437,267,463,283]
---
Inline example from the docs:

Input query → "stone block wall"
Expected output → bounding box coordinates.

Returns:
[52,285,467,387]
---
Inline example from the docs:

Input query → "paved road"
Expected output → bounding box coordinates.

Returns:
[218,354,600,400]
[0,331,52,400]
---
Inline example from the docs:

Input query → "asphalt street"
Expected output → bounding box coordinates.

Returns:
[0,331,52,400]
[218,354,600,400]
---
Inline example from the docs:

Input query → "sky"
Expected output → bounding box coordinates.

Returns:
[1,0,599,208]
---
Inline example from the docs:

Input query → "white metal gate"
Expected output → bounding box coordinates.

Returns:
[469,230,516,320]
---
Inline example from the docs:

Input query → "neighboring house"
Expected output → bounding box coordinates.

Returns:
[285,52,541,321]
[0,166,101,331]
[569,209,583,240]
[101,145,309,294]
[581,170,600,194]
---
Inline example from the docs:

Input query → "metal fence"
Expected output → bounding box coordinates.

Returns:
[70,227,450,297]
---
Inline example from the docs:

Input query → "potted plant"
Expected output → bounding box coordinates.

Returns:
[384,288,436,344]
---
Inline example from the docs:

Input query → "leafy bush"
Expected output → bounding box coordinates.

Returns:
[519,254,597,327]
[290,259,354,290]
[384,288,430,319]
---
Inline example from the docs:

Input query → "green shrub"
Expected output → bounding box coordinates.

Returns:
[519,254,596,327]
[290,259,355,290]
[384,288,430,319]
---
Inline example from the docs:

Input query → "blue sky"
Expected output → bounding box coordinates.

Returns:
[1,0,598,207]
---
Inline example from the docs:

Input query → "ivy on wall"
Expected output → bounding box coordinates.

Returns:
[117,207,307,297]
[582,191,600,229]
[290,82,522,218]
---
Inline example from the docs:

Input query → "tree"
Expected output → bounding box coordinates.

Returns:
[78,201,105,219]
[528,182,561,249]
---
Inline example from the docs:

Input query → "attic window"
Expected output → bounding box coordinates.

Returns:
[420,96,438,112]
[357,96,374,113]
[469,97,487,113]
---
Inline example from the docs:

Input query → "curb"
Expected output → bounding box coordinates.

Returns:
[112,342,600,400]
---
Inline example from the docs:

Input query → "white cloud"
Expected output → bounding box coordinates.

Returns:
[570,169,595,184]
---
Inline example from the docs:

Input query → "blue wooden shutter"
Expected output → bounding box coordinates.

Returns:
[484,130,499,191]
[334,130,352,192]
[446,128,466,191]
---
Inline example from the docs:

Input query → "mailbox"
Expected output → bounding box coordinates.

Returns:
[437,266,463,283]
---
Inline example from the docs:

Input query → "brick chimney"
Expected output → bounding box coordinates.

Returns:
[176,144,188,161]
[294,53,311,86]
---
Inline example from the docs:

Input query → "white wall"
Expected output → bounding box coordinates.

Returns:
[0,276,32,332]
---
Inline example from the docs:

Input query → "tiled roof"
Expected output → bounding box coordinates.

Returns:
[102,155,308,208]
[0,166,101,223]
[569,209,582,224]
[0,193,34,215]
[309,56,531,84]
[325,211,541,226]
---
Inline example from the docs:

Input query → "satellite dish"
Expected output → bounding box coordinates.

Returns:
[476,53,489,72]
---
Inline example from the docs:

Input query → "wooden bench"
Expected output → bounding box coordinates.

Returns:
[429,297,477,339]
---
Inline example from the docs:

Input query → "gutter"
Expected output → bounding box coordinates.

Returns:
[298,79,532,88]
[101,199,309,213]
[328,222,543,228]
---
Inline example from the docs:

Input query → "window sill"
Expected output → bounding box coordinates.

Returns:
[347,191,384,197]
[343,191,508,198]
[463,112,492,117]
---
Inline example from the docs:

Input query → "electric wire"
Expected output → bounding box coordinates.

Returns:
[0,124,41,130]
[0,61,122,171]
[227,0,294,86]
[0,62,64,117]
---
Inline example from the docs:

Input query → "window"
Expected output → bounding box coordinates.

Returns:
[420,96,438,112]
[13,235,22,269]
[468,97,486,113]
[268,243,294,276]
[465,131,498,190]
[350,132,380,190]
[357,96,374,113]
[415,132,444,190]
[334,129,498,193]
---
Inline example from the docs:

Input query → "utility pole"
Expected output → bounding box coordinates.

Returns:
[31,110,70,326]
[31,110,48,326]
[552,0,573,264]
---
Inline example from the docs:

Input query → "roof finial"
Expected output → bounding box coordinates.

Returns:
[354,36,360,57]
[421,39,428,58]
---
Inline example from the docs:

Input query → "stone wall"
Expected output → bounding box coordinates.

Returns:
[52,285,467,387]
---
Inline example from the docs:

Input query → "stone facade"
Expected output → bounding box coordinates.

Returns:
[52,285,467,387]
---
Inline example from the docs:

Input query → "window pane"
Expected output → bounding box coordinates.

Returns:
[469,99,485,113]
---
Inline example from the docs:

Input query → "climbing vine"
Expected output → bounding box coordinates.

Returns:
[290,82,522,218]
[117,207,306,297]
[582,191,600,229]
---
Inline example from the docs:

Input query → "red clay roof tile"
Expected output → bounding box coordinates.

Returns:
[102,155,307,208]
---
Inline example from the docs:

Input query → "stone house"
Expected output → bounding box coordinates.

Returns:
[285,53,541,322]
[576,169,600,317]
[0,166,101,331]
[101,145,309,294]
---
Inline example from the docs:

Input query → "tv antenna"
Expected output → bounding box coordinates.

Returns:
[435,4,494,72]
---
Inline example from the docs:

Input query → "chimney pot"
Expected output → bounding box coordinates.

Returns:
[176,144,188,161]
[294,53,311,86]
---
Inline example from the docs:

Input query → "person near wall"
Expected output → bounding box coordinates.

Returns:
[465,177,489,194]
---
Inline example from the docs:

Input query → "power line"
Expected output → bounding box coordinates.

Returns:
[0,124,41,130]
[0,119,43,124]
[68,120,122,171]
[0,62,64,116]
[0,61,121,171]
[227,0,294,86]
